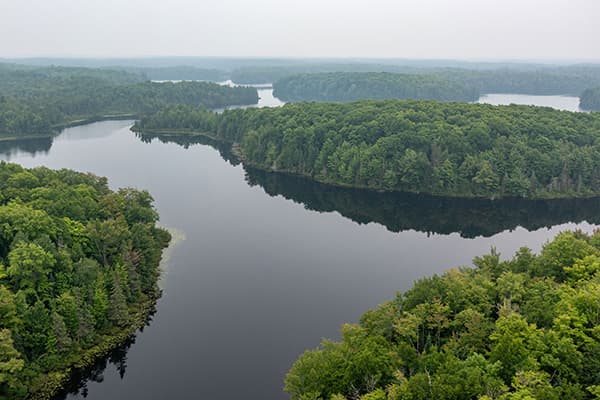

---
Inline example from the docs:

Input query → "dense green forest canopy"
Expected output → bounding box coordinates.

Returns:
[0,64,258,136]
[273,72,479,102]
[580,88,600,111]
[285,230,600,400]
[0,162,171,399]
[135,101,600,199]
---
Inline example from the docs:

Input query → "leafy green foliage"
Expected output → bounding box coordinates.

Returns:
[0,161,170,398]
[285,230,600,400]
[138,100,600,199]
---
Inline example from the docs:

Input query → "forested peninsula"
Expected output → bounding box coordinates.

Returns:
[272,73,479,102]
[580,88,600,111]
[0,64,258,136]
[0,162,171,399]
[285,230,600,400]
[134,100,600,199]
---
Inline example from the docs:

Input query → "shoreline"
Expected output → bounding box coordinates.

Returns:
[32,294,160,400]
[27,226,180,400]
[133,127,600,201]
[0,114,138,142]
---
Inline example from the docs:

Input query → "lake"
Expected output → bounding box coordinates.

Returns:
[477,93,582,111]
[0,93,594,399]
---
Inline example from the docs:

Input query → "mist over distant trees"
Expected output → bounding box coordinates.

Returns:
[273,72,479,102]
[0,64,258,136]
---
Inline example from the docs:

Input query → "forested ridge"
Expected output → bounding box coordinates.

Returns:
[0,64,258,136]
[231,64,600,96]
[273,72,479,102]
[135,101,600,199]
[580,88,600,111]
[272,68,600,103]
[439,66,600,96]
[285,230,600,400]
[0,162,171,399]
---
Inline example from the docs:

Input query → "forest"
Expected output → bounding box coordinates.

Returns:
[272,68,600,103]
[0,64,258,136]
[439,66,600,96]
[580,88,600,111]
[135,100,600,199]
[272,72,479,102]
[231,64,600,96]
[0,162,171,399]
[285,230,600,400]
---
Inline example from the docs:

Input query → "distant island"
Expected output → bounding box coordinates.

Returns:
[285,230,600,400]
[134,100,600,199]
[0,162,171,399]
[0,64,258,137]
[580,87,600,111]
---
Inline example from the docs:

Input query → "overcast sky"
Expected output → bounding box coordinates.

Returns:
[1,0,599,60]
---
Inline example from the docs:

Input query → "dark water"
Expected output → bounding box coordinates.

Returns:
[0,94,596,400]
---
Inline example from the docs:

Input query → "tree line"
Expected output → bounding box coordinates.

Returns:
[230,64,600,96]
[273,72,479,103]
[0,162,170,399]
[0,64,258,136]
[580,88,600,111]
[285,230,600,400]
[135,100,600,199]
[113,66,229,82]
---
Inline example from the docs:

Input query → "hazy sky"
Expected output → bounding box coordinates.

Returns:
[1,0,599,60]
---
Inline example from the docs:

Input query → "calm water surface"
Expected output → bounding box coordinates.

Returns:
[0,94,595,400]
[477,93,582,111]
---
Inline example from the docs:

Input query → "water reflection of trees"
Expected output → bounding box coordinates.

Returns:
[0,136,53,158]
[52,306,157,399]
[136,132,600,238]
[245,168,600,238]
[51,337,134,399]
[135,132,240,166]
